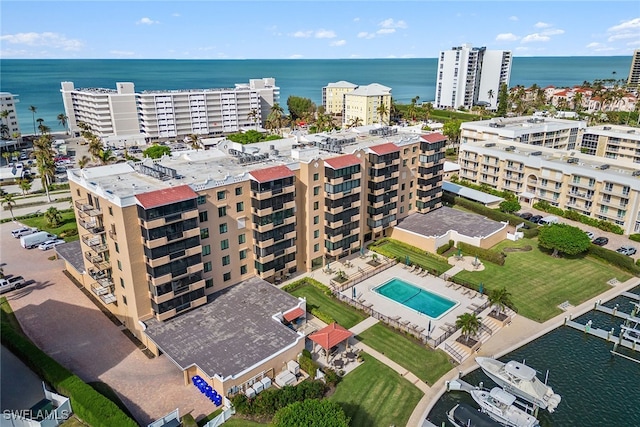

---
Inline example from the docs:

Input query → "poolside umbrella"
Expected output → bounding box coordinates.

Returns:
[406,255,410,265]
[360,247,365,256]
[474,255,478,265]
[428,320,432,338]
[352,287,356,299]
[457,248,462,257]
[479,283,484,294]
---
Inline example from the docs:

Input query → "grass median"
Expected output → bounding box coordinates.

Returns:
[289,282,367,329]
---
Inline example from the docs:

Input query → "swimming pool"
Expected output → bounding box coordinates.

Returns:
[373,278,458,319]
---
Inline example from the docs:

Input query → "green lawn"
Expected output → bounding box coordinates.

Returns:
[455,238,632,322]
[290,284,367,329]
[21,209,79,241]
[369,239,451,274]
[330,353,423,427]
[221,418,266,427]
[357,323,453,385]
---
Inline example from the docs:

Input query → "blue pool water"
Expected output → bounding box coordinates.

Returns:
[373,279,458,319]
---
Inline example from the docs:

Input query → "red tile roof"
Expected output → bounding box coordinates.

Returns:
[135,185,198,209]
[369,142,399,155]
[421,133,447,143]
[283,307,305,322]
[309,323,353,349]
[249,165,294,183]
[324,154,361,170]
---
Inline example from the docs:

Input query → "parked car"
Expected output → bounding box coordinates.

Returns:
[519,212,533,220]
[38,239,66,250]
[593,237,609,246]
[530,215,543,224]
[616,246,637,256]
[11,227,38,238]
[538,215,560,226]
[585,231,595,240]
[0,276,25,294]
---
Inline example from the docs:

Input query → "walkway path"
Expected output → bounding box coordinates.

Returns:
[348,317,379,335]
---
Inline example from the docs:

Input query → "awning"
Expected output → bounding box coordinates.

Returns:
[518,191,536,199]
[283,307,305,322]
[309,323,353,350]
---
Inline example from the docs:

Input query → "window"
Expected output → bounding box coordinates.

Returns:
[403,159,407,167]
[235,187,242,196]
[203,245,211,256]
[240,265,248,275]
[219,223,228,234]
[314,215,319,225]
[401,183,405,191]
[314,243,319,252]
[410,181,414,188]
[204,261,212,272]
[314,201,319,210]
[197,195,206,205]
[239,249,247,260]
[412,157,416,165]
[222,255,230,266]
[400,206,404,213]
[117,260,122,271]
[120,278,125,288]
[76,189,80,196]
[401,195,405,202]
[413,146,417,152]
[199,211,208,222]
[200,228,209,239]
[223,272,231,282]
[218,206,226,217]
[313,173,319,181]
[217,190,226,200]
[205,278,213,289]
[314,186,320,196]
[122,295,127,306]
[236,202,244,212]
[108,206,113,216]
[114,242,119,253]
[220,239,229,250]
[314,230,320,238]
[238,234,246,244]
[409,192,413,199]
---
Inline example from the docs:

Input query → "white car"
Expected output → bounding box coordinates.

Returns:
[11,227,38,238]
[585,231,595,240]
[38,239,66,250]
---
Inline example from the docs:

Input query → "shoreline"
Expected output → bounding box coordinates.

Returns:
[411,275,640,426]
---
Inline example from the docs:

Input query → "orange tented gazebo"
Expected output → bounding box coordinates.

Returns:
[309,323,353,361]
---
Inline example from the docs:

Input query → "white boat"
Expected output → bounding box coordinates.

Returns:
[470,387,540,427]
[446,403,502,427]
[476,357,561,412]
[621,313,640,345]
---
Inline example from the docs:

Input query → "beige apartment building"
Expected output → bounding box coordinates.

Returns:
[579,124,640,164]
[460,116,586,150]
[458,140,640,235]
[322,81,358,115]
[0,92,21,139]
[343,84,392,126]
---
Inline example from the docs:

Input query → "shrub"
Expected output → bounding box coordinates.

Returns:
[522,227,539,239]
[298,353,319,377]
[630,234,640,242]
[535,201,623,235]
[282,277,330,295]
[309,308,334,325]
[457,242,506,266]
[232,380,326,418]
[322,368,342,387]
[436,240,454,255]
[587,245,640,276]
[181,414,197,427]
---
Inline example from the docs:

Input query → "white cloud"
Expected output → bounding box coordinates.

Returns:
[289,54,303,59]
[315,29,336,39]
[521,33,550,43]
[353,17,360,22]
[109,50,135,56]
[586,42,617,52]
[627,40,640,46]
[608,32,638,42]
[0,32,83,51]
[379,18,407,29]
[357,31,375,39]
[586,42,604,48]
[377,28,396,35]
[292,30,313,38]
[541,28,564,36]
[495,33,519,42]
[172,13,181,17]
[608,17,640,33]
[330,39,346,47]
[534,22,551,28]
[515,46,529,52]
[509,16,519,21]
[137,17,159,25]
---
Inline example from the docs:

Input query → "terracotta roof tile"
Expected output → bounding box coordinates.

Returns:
[421,133,447,143]
[324,154,361,170]
[309,323,353,349]
[369,142,399,155]
[135,185,198,209]
[249,165,294,183]
[283,307,305,322]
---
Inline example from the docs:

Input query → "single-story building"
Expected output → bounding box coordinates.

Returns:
[442,181,504,209]
[390,206,508,252]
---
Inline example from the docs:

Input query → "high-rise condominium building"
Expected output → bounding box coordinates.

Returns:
[61,79,279,140]
[628,49,640,87]
[322,81,358,115]
[435,44,512,111]
[342,84,392,126]
[0,92,21,139]
[580,124,640,163]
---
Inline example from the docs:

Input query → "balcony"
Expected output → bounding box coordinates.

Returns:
[154,295,207,322]
[252,200,296,217]
[569,191,593,200]
[81,235,108,253]
[150,279,206,305]
[570,180,595,190]
[75,200,102,217]
[148,263,204,287]
[85,252,110,271]
[505,164,523,172]
[79,219,105,235]
[140,209,198,229]
[91,279,116,304]
[144,227,200,249]
[251,185,294,201]
[146,246,202,268]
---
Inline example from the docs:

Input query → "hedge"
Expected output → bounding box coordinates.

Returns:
[630,234,640,242]
[310,308,334,325]
[231,380,326,417]
[457,242,506,266]
[368,237,449,275]
[587,245,640,276]
[0,310,137,426]
[437,240,455,255]
[282,277,331,295]
[522,227,539,239]
[299,353,319,377]
[451,196,535,227]
[534,200,624,235]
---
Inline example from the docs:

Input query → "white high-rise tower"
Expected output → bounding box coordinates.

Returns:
[435,44,512,111]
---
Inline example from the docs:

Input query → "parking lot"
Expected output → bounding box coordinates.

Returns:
[1,221,216,424]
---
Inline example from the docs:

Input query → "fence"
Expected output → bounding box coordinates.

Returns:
[444,343,465,363]
[202,406,235,427]
[330,257,396,292]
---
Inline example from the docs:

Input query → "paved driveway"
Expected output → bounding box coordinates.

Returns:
[0,221,215,425]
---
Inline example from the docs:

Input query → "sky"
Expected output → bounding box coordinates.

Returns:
[1,1,639,59]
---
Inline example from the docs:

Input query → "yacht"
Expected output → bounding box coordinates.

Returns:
[446,403,502,427]
[621,310,640,345]
[476,357,561,412]
[470,387,540,427]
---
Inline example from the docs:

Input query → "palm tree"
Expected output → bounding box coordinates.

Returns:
[1,193,16,220]
[247,109,260,130]
[487,89,495,108]
[17,178,32,196]
[422,102,433,122]
[488,287,513,317]
[45,206,63,227]
[57,113,69,134]
[78,155,90,169]
[266,103,285,135]
[2,151,10,165]
[187,133,201,151]
[0,124,9,140]
[348,116,363,128]
[455,312,481,345]
[38,124,51,135]
[572,92,584,112]
[0,110,9,139]
[376,102,389,125]
[28,105,37,135]
[96,149,116,165]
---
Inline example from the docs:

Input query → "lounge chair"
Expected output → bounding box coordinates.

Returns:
[462,289,471,296]
[446,282,454,288]
[415,267,423,275]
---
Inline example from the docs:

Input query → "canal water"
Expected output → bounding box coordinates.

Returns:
[427,288,640,427]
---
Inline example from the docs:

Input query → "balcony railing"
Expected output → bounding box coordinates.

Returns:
[79,220,105,234]
[91,281,116,304]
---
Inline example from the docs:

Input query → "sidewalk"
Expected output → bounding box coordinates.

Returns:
[1,192,72,221]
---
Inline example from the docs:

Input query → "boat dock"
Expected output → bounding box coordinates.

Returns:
[621,291,640,301]
[594,304,633,320]
[564,319,638,351]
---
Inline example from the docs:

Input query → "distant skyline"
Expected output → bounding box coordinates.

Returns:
[1,1,639,59]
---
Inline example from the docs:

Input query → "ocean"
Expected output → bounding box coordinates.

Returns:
[0,56,633,134]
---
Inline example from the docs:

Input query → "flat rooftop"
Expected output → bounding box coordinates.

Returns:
[442,181,504,205]
[55,241,85,273]
[396,206,506,238]
[461,116,586,135]
[144,276,302,380]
